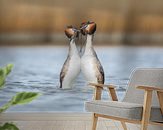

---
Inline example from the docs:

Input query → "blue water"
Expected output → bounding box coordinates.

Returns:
[0,46,163,112]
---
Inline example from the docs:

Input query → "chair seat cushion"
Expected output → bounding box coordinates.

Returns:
[85,100,163,122]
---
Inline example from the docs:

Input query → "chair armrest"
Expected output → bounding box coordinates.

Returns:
[88,82,118,101]
[137,86,163,92]
[137,85,163,120]
[89,82,116,89]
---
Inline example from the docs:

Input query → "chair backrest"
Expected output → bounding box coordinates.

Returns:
[123,68,163,107]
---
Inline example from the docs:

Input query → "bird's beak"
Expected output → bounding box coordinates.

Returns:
[80,24,88,30]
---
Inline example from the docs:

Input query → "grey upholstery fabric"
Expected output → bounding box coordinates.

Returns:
[86,100,143,120]
[85,100,163,122]
[123,68,163,106]
[85,68,163,123]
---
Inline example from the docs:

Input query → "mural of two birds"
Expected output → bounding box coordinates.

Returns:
[60,21,105,89]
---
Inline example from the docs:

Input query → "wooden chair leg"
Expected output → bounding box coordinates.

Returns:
[107,87,118,101]
[157,91,163,114]
[92,113,98,130]
[121,121,127,130]
[141,90,152,130]
[94,87,102,100]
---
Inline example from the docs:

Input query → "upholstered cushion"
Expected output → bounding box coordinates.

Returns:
[85,100,163,122]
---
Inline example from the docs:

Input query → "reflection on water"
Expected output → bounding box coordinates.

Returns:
[0,46,163,112]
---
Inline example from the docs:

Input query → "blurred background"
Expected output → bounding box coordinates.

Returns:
[0,0,163,46]
[1,0,163,112]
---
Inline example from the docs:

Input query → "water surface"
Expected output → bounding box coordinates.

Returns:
[0,46,163,112]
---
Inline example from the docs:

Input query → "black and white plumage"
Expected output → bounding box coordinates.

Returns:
[60,26,81,89]
[80,21,105,84]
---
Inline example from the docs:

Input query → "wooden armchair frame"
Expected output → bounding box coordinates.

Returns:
[89,82,163,130]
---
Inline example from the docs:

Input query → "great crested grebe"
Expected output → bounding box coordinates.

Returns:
[80,21,105,84]
[60,26,81,89]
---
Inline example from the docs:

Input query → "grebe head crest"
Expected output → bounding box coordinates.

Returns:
[80,21,96,35]
[65,25,79,40]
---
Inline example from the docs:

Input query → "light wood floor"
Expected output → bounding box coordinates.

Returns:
[0,112,140,130]
[9,120,123,130]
